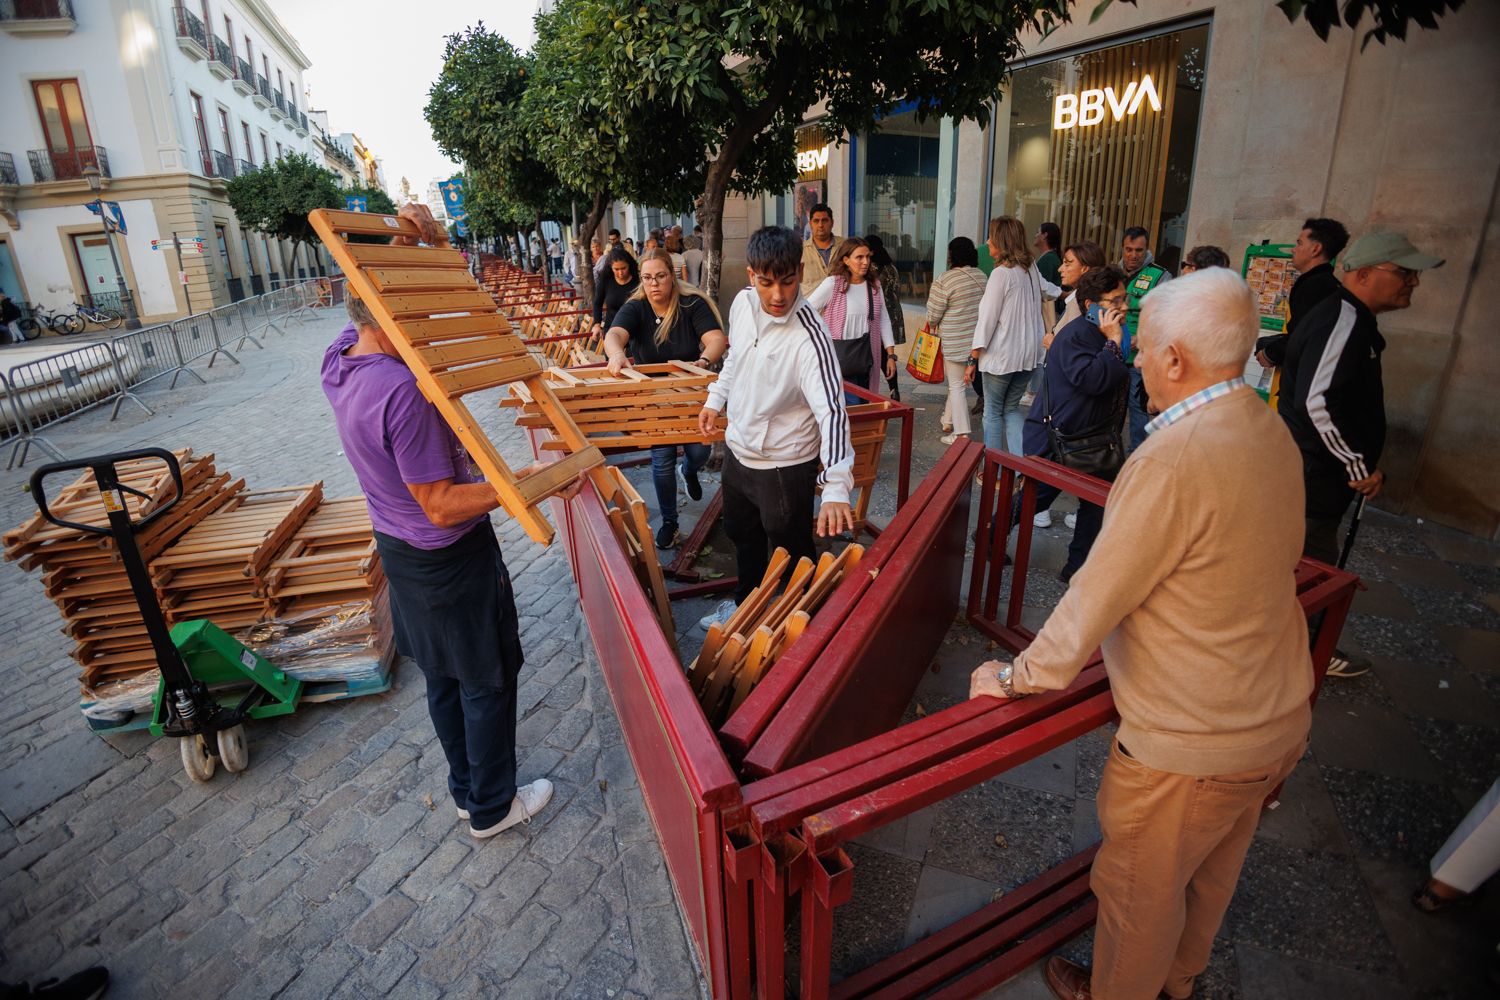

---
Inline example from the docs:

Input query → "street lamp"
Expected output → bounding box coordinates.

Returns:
[82,163,141,329]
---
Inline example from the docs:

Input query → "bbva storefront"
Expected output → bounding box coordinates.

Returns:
[731,0,1500,538]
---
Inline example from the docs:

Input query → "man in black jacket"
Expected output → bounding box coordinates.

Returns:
[1280,231,1443,675]
[1256,217,1348,367]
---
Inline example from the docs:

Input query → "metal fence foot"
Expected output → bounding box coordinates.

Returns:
[168,365,209,390]
[206,347,239,368]
[109,390,155,421]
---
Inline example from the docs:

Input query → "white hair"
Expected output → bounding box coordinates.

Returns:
[1138,266,1258,370]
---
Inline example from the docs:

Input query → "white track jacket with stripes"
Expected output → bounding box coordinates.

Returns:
[706,289,855,506]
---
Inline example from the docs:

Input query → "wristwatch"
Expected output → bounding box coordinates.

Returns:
[965,357,979,367]
[996,663,1027,699]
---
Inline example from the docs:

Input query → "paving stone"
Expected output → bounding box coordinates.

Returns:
[922,780,1076,891]
[297,843,375,904]
[528,794,600,866]
[417,916,496,986]
[347,891,418,952]
[1320,765,1467,868]
[279,942,362,999]
[479,899,560,980]
[1233,942,1412,999]
[398,882,476,950]
[1367,654,1500,725]
[359,939,421,995]
[401,839,473,901]
[1310,701,1442,784]
[901,864,1000,949]
[1432,624,1500,674]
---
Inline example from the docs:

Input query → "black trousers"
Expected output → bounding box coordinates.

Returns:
[1013,480,1105,582]
[723,452,819,603]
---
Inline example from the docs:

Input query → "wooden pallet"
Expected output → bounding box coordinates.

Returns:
[689,543,864,726]
[505,362,726,451]
[596,465,677,650]
[308,208,604,546]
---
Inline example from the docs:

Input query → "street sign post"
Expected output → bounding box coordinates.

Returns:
[345,196,367,213]
[86,200,128,235]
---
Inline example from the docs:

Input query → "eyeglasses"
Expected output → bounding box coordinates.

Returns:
[1372,264,1419,283]
[640,273,672,284]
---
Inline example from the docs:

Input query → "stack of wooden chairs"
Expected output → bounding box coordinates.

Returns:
[309,209,604,547]
[690,544,865,726]
[261,496,383,619]
[595,465,676,645]
[839,399,901,534]
[3,450,243,689]
[503,362,725,452]
[152,483,324,632]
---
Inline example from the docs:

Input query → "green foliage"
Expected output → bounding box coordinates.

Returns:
[425,24,576,225]
[1275,0,1464,49]
[225,153,344,246]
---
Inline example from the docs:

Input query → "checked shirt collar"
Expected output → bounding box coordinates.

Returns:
[1144,376,1250,436]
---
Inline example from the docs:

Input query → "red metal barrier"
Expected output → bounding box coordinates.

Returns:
[537,425,1361,999]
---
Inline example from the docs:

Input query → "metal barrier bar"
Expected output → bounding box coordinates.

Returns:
[3,342,131,467]
[167,313,217,382]
[202,304,241,368]
[229,295,267,351]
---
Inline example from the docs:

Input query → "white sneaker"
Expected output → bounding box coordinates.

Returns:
[1065,512,1077,529]
[470,779,554,839]
[698,599,737,630]
[1033,510,1053,529]
[939,432,961,445]
[456,806,470,821]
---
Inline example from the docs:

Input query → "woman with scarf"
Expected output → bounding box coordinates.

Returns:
[806,237,897,405]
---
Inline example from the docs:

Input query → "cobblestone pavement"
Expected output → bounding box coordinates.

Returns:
[0,310,703,999]
[2,308,1498,998]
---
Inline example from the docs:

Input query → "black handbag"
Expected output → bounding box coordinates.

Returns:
[1040,365,1126,481]
[831,282,875,387]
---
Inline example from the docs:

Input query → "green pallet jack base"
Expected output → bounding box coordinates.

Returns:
[149,619,304,736]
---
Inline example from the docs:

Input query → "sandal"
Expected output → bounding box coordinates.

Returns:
[1412,879,1475,913]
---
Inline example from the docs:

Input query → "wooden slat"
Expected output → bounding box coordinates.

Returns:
[401,313,516,344]
[344,244,468,268]
[314,209,418,239]
[365,267,478,294]
[382,290,497,317]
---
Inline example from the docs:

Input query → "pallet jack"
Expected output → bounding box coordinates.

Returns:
[31,448,302,781]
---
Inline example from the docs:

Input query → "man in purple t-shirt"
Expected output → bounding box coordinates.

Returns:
[323,287,580,839]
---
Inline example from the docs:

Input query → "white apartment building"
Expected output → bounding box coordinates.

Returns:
[0,0,373,324]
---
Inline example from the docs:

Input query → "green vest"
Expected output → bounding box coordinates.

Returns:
[1124,263,1169,359]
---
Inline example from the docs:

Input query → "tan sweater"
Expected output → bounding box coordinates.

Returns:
[1012,387,1313,774]
[801,237,839,297]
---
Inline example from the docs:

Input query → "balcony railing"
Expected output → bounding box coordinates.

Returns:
[233,56,254,94]
[0,152,17,185]
[294,110,308,135]
[201,149,234,179]
[1,0,77,32]
[237,158,256,177]
[208,35,233,78]
[171,5,206,58]
[271,90,287,120]
[254,75,272,108]
[28,146,108,183]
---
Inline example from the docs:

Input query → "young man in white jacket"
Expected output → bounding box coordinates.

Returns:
[696,226,856,629]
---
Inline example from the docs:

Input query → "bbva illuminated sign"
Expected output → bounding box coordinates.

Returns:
[1053,74,1163,130]
[796,145,830,175]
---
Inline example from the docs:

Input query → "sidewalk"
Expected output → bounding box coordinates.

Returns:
[0,312,1494,997]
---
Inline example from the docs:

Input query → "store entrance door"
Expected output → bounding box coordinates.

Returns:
[71,233,119,304]
[0,240,23,302]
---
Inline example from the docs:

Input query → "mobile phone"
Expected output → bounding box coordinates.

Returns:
[1086,303,1104,325]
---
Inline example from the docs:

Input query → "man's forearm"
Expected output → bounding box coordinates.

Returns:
[421,482,501,527]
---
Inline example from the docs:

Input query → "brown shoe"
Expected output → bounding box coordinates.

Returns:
[1044,956,1093,1000]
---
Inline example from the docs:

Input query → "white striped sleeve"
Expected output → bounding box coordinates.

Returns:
[794,305,854,505]
[1304,301,1368,480]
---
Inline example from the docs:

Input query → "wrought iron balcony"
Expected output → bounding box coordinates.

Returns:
[237,158,256,177]
[270,90,287,120]
[293,110,308,136]
[254,75,272,108]
[233,56,254,95]
[0,152,17,186]
[27,146,109,183]
[208,35,233,78]
[1,0,77,34]
[201,149,234,179]
[171,5,206,59]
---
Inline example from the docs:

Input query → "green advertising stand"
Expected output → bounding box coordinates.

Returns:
[1241,242,1298,404]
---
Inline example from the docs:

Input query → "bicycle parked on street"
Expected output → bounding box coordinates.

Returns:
[15,300,121,338]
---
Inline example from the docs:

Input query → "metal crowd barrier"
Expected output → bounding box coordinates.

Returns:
[1,280,324,468]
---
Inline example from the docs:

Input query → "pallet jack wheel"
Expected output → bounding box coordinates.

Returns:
[180,734,216,782]
[217,724,249,773]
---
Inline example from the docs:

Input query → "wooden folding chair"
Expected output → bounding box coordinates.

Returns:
[308,209,604,546]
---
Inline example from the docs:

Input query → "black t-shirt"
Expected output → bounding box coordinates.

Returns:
[594,273,638,327]
[611,295,720,365]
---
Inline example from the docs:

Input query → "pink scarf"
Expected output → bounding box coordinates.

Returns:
[821,276,885,392]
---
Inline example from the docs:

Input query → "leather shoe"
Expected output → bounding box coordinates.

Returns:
[1044,956,1093,1000]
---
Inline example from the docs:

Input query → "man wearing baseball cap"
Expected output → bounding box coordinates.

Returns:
[1279,231,1444,677]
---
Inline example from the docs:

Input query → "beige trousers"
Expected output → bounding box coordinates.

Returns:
[1089,738,1305,1000]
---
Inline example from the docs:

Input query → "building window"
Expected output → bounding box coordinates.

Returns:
[260,131,270,165]
[189,92,210,174]
[852,109,944,298]
[224,16,235,59]
[276,68,284,93]
[243,34,252,67]
[241,231,256,274]
[262,53,270,81]
[217,107,234,159]
[986,22,1209,273]
[32,79,94,175]
[242,122,255,164]
[216,225,234,277]
[275,141,282,160]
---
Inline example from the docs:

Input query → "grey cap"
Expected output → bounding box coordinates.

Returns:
[1341,231,1445,271]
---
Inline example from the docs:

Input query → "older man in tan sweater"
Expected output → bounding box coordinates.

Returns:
[971,267,1314,1000]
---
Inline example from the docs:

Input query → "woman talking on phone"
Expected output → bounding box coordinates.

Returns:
[1020,265,1131,583]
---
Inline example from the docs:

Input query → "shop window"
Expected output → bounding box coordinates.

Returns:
[853,110,943,298]
[987,23,1209,273]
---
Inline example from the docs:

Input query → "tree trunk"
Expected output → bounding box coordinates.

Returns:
[576,189,610,311]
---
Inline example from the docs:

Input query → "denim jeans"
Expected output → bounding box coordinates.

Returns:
[981,370,1033,455]
[1126,367,1151,452]
[651,442,711,527]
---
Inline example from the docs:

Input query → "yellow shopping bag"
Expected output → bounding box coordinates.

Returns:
[905,324,944,384]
